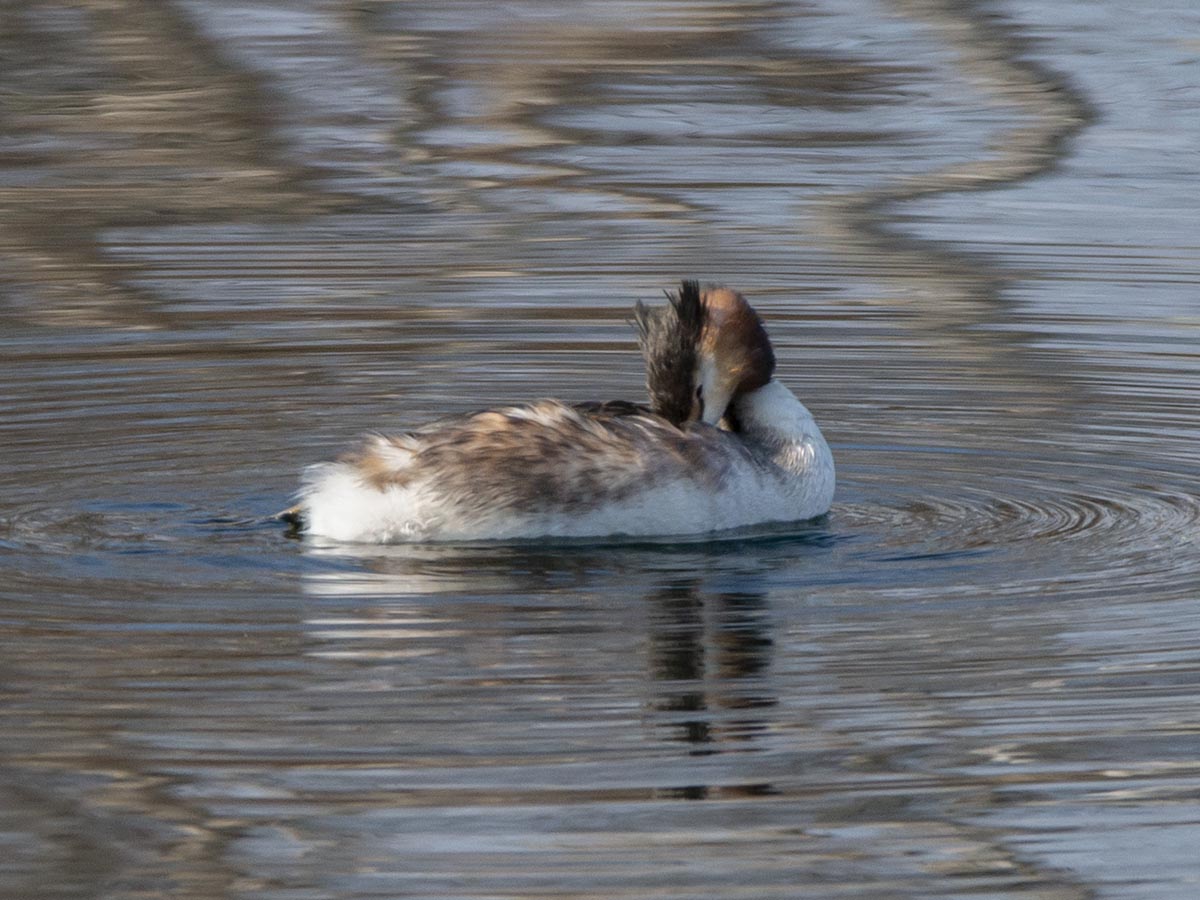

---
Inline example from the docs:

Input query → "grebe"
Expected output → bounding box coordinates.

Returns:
[286,282,834,542]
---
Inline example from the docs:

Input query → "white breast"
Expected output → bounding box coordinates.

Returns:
[302,459,830,544]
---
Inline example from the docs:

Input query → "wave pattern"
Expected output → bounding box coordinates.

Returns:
[1,1,1199,899]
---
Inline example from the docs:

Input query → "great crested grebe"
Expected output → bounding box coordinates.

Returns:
[286,281,834,542]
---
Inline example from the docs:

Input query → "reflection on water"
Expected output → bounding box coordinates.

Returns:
[3,1,1200,898]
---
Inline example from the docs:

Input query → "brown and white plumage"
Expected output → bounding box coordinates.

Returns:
[288,281,833,543]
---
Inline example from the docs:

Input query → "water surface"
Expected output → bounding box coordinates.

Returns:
[2,1,1199,897]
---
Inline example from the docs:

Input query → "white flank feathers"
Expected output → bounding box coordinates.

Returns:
[297,379,834,544]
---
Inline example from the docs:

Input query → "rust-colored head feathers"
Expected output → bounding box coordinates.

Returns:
[698,286,775,400]
[634,281,776,427]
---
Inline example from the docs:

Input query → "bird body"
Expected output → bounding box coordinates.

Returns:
[288,282,834,543]
[297,381,832,542]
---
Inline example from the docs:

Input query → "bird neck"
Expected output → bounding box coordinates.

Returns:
[730,379,821,445]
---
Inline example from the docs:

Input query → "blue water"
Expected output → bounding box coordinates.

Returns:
[2,1,1199,897]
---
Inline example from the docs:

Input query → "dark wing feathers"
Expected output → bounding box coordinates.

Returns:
[633,279,707,425]
[572,399,653,419]
[360,400,736,515]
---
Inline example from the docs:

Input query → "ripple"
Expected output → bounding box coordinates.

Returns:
[3,1,1200,898]
[833,439,1200,603]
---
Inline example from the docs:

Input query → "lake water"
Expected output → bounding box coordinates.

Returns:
[2,1,1199,897]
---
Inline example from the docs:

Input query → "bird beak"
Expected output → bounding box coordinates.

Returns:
[697,358,736,425]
